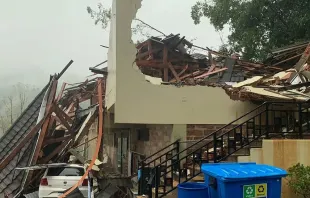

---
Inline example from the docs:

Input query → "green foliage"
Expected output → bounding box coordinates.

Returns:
[287,163,310,198]
[86,3,153,42]
[191,0,310,61]
[87,3,111,29]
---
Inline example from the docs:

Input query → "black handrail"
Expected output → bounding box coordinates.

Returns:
[153,103,267,166]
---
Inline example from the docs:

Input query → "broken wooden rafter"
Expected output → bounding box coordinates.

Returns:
[56,82,67,102]
[169,65,188,82]
[136,60,199,70]
[60,78,105,198]
[40,138,71,164]
[294,43,310,72]
[72,136,98,149]
[147,40,153,60]
[194,68,228,79]
[168,62,181,82]
[75,108,99,144]
[54,105,74,135]
[272,53,303,67]
[55,105,73,125]
[56,60,74,80]
[163,46,169,82]
[136,48,162,60]
[170,70,205,83]
[68,148,86,164]
[43,136,72,147]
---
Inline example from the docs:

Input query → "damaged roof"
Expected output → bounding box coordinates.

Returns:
[0,85,48,197]
[223,43,310,101]
[134,34,288,86]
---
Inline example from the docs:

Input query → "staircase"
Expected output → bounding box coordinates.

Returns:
[138,101,310,198]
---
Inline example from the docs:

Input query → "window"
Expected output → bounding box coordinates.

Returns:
[47,167,84,176]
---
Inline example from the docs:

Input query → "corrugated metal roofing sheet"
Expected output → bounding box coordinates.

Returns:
[0,85,48,197]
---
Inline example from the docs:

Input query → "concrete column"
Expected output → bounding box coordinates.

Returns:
[171,124,186,159]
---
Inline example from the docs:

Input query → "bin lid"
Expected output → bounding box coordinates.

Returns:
[201,162,287,181]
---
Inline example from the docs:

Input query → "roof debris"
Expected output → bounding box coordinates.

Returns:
[135,34,310,102]
[224,43,310,101]
[135,34,289,86]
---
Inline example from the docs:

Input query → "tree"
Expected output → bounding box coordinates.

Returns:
[0,115,9,135]
[191,0,310,61]
[87,3,159,42]
[87,3,111,29]
[0,83,38,135]
[14,83,29,114]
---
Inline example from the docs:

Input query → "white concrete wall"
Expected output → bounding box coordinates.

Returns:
[105,0,256,124]
[105,0,117,109]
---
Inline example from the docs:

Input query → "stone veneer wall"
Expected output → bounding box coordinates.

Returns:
[187,124,230,141]
[135,124,173,159]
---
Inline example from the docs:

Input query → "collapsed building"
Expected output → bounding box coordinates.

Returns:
[1,22,310,198]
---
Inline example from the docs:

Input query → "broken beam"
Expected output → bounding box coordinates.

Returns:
[194,68,228,79]
[168,63,181,82]
[43,136,72,147]
[40,138,71,164]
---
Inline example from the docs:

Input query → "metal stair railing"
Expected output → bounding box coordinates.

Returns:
[138,139,180,195]
[144,101,310,198]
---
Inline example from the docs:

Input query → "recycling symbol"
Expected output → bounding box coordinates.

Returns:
[258,185,264,193]
[246,186,254,194]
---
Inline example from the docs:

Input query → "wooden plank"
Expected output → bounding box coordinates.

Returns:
[54,105,74,134]
[147,40,153,60]
[136,48,161,60]
[43,136,71,147]
[169,65,188,82]
[170,71,204,83]
[69,148,86,163]
[55,105,73,124]
[194,68,228,79]
[30,79,58,166]
[294,43,310,71]
[59,78,105,198]
[56,82,67,102]
[163,46,169,82]
[168,63,181,82]
[40,138,71,164]
[75,109,99,144]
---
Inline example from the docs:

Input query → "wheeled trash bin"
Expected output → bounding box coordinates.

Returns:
[177,182,209,198]
[201,162,287,198]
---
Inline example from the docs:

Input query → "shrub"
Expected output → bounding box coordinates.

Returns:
[287,163,310,198]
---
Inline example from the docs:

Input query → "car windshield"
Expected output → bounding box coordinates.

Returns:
[46,167,84,176]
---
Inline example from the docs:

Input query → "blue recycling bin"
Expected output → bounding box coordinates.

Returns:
[201,162,287,198]
[178,182,209,198]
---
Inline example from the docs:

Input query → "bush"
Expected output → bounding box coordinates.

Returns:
[287,163,310,198]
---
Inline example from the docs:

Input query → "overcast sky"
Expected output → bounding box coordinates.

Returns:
[0,0,228,94]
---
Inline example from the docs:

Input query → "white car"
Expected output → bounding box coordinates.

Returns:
[38,164,88,198]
